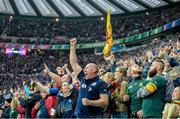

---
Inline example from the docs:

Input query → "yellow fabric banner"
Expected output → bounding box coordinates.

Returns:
[103,8,113,58]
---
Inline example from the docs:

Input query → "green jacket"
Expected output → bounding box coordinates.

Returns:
[127,77,146,113]
[10,108,18,118]
[142,76,167,118]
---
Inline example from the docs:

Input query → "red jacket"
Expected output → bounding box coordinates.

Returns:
[45,95,57,116]
[31,106,38,118]
[17,104,25,119]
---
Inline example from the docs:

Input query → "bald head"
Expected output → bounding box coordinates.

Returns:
[84,63,99,80]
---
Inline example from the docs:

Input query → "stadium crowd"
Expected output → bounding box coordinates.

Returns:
[0,32,179,118]
[0,6,179,44]
[0,4,179,118]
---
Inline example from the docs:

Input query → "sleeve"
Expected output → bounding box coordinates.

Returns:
[170,105,180,118]
[164,78,174,103]
[10,109,18,118]
[98,81,108,95]
[164,104,180,118]
[17,104,25,114]
[77,70,85,81]
[31,106,38,118]
[118,81,128,102]
[110,64,116,73]
[49,88,59,95]
[162,104,169,119]
[146,76,167,93]
[24,85,31,96]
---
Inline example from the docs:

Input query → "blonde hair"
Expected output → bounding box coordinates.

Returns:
[104,72,114,80]
[116,66,128,82]
[116,66,127,77]
[103,72,114,83]
[10,98,18,110]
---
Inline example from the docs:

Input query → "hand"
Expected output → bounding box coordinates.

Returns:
[70,38,77,45]
[136,110,143,118]
[56,67,62,74]
[110,54,115,63]
[63,64,68,69]
[23,81,26,86]
[82,98,91,106]
[146,50,153,58]
[123,95,129,101]
[43,63,49,74]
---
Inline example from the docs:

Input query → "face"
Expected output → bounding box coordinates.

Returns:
[163,60,170,67]
[103,75,111,84]
[131,64,142,74]
[84,63,97,79]
[114,70,123,81]
[73,80,80,87]
[99,68,105,76]
[15,92,20,98]
[123,61,129,68]
[148,62,160,77]
[172,87,180,100]
[130,59,135,66]
[56,67,62,74]
[61,82,71,93]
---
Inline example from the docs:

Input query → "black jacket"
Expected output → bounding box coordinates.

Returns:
[2,105,10,118]
[18,91,42,118]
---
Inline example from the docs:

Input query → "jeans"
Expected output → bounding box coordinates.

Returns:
[112,112,127,119]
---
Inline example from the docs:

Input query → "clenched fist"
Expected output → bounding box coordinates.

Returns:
[70,38,77,45]
[123,95,129,101]
[82,98,91,106]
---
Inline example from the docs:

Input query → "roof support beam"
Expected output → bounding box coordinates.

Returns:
[163,0,174,4]
[85,0,106,15]
[28,0,42,16]
[65,0,86,16]
[132,0,151,9]
[9,0,20,15]
[46,0,64,17]
[108,0,129,13]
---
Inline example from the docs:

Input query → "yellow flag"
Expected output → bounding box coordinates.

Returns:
[103,7,113,58]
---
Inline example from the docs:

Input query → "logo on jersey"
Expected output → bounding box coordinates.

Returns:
[88,87,92,91]
[82,84,87,88]
[91,82,97,87]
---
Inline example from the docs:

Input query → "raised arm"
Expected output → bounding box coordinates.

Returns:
[44,63,61,83]
[70,38,82,76]
[35,82,50,94]
[63,64,72,76]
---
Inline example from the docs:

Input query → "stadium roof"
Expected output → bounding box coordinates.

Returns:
[0,0,179,18]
